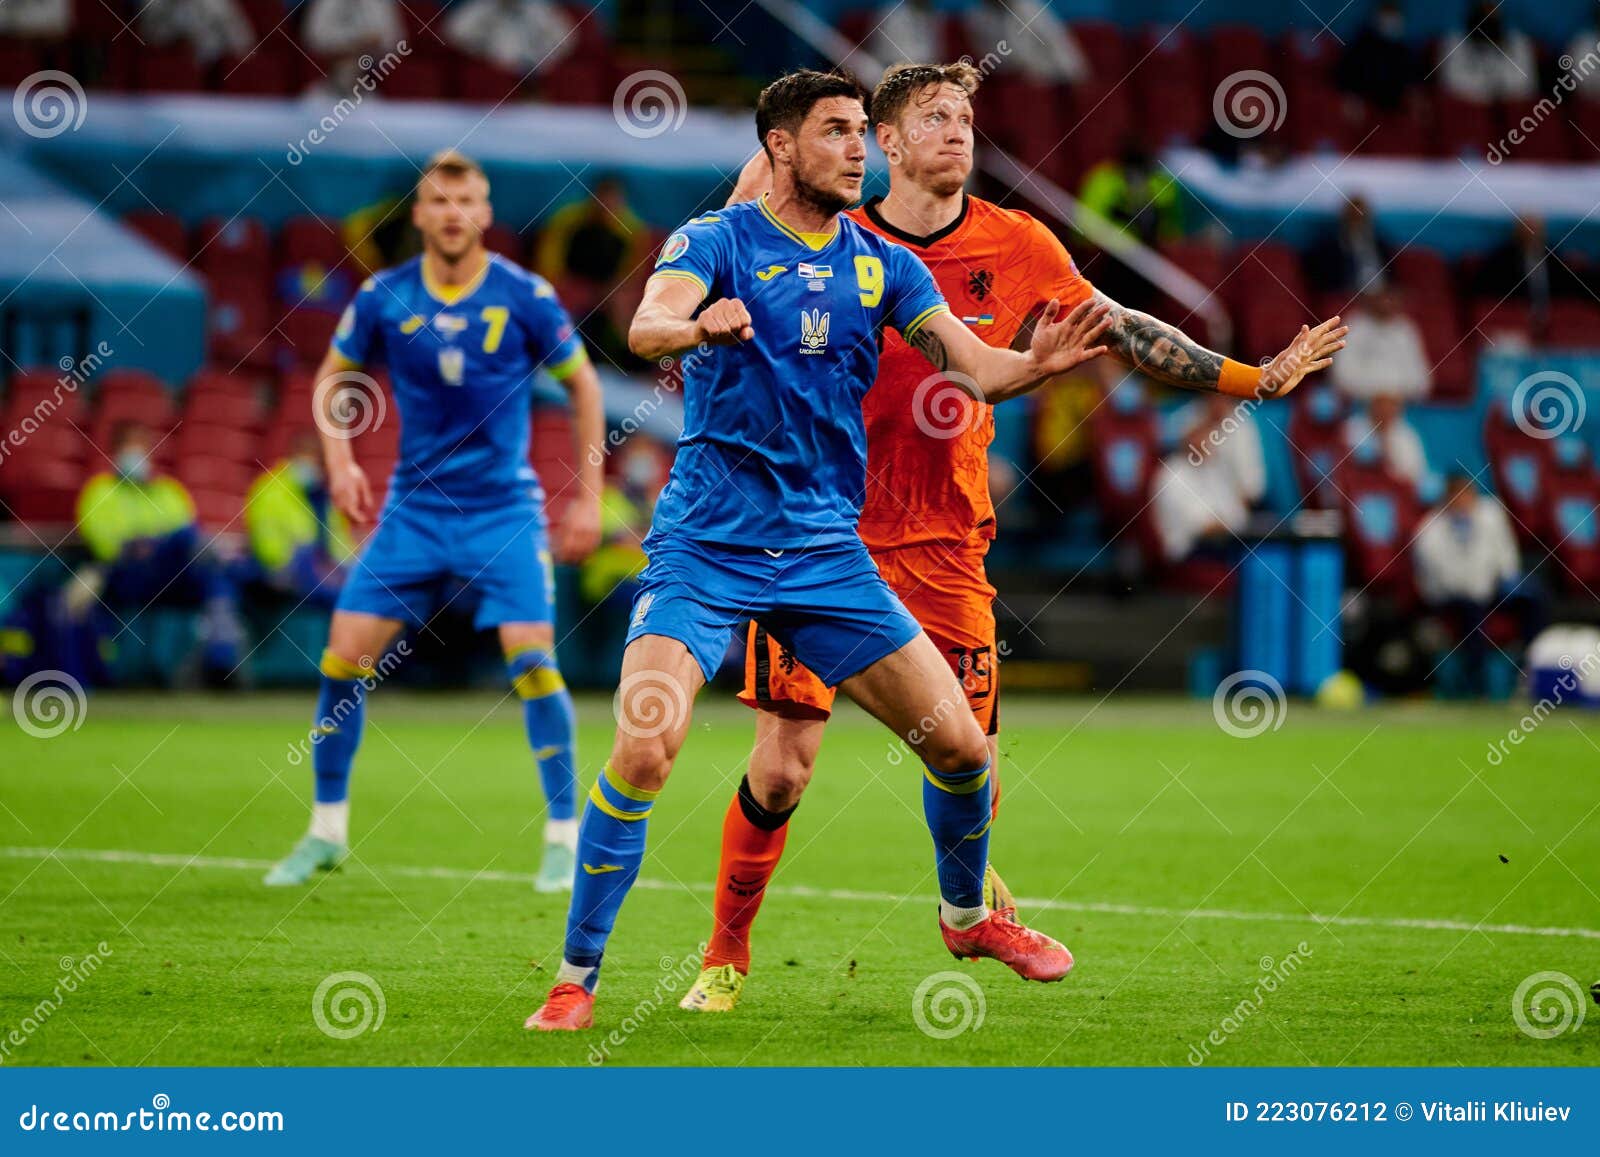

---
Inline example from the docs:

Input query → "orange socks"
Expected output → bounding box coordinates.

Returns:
[704,776,795,974]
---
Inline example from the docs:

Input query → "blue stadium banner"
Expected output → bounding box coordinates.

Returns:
[2,1067,1594,1152]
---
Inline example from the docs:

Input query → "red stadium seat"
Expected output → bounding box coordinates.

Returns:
[1336,457,1420,606]
[1236,295,1315,365]
[1547,468,1600,592]
[1088,389,1160,532]
[1483,406,1552,545]
[1390,247,1453,297]
[4,368,88,426]
[1431,94,1498,160]
[484,224,523,260]
[1356,94,1430,157]
[218,39,304,97]
[1546,300,1600,348]
[1501,97,1573,163]
[1064,79,1133,172]
[175,420,259,464]
[279,309,341,366]
[1282,28,1337,84]
[1406,299,1470,400]
[134,44,206,93]
[124,211,189,261]
[1205,24,1272,93]
[1227,241,1308,314]
[206,275,275,369]
[177,455,257,496]
[196,216,272,285]
[534,5,617,105]
[1470,298,1535,351]
[1072,20,1127,79]
[0,40,43,88]
[381,55,447,101]
[1286,388,1350,510]
[279,216,350,269]
[190,488,245,533]
[1284,77,1350,153]
[183,387,263,430]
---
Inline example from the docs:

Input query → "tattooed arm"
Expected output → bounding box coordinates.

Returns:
[908,299,1112,403]
[1095,290,1349,399]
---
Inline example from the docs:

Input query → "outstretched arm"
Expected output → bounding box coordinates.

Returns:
[1094,289,1347,399]
[907,298,1113,404]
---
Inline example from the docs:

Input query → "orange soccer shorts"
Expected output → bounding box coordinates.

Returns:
[738,539,999,734]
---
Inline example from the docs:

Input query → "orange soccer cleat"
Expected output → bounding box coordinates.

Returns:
[940,906,1074,982]
[525,983,595,1031]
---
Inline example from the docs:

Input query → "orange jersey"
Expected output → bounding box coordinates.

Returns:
[846,195,1094,551]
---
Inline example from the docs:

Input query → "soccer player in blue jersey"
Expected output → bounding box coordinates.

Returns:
[264,150,604,892]
[527,71,1122,1031]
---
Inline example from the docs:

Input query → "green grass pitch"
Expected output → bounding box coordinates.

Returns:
[1,690,1596,1067]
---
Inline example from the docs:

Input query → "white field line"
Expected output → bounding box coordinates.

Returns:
[5,844,1599,941]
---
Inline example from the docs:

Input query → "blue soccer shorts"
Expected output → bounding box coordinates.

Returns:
[336,499,554,629]
[623,535,922,685]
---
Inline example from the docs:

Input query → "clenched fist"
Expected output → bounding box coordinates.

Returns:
[697,298,754,345]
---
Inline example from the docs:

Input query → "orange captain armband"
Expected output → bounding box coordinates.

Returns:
[1218,357,1264,399]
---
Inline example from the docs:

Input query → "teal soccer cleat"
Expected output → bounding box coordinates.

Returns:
[533,841,575,893]
[262,835,346,887]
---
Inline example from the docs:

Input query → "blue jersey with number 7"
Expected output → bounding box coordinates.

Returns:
[330,254,588,511]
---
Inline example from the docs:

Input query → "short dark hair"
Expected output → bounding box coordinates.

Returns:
[755,69,869,156]
[870,61,980,128]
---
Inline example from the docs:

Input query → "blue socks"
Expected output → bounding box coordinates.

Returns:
[507,645,578,822]
[922,758,993,910]
[311,649,368,805]
[560,762,656,988]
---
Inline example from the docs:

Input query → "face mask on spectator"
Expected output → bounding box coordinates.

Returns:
[117,448,152,483]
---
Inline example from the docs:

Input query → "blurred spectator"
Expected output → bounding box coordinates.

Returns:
[1079,141,1182,247]
[964,0,1090,84]
[535,177,651,366]
[1473,216,1585,323]
[446,0,576,73]
[0,0,71,38]
[1306,196,1391,297]
[1414,473,1530,694]
[244,431,353,608]
[1439,2,1537,104]
[1026,359,1107,520]
[866,0,943,69]
[303,0,404,61]
[139,0,255,64]
[69,422,243,682]
[1334,1,1420,112]
[1330,287,1432,402]
[1151,398,1262,563]
[1566,2,1600,101]
[1344,395,1436,494]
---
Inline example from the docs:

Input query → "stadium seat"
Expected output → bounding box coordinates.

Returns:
[279,309,341,366]
[196,216,272,286]
[1236,295,1314,365]
[1336,457,1420,606]
[89,373,177,449]
[183,387,263,430]
[175,420,259,465]
[1470,298,1536,352]
[279,216,351,270]
[0,40,42,88]
[177,455,257,497]
[3,368,88,426]
[534,5,617,105]
[134,44,207,93]
[206,275,275,369]
[189,488,245,532]
[1431,94,1498,161]
[1072,20,1127,79]
[453,52,526,105]
[382,56,448,101]
[1407,298,1471,400]
[218,39,304,97]
[1356,94,1430,157]
[1285,77,1350,154]
[1088,388,1160,532]
[484,224,522,259]
[124,211,190,261]
[1205,24,1272,93]
[1390,247,1453,298]
[1544,300,1600,349]
[1227,241,1309,315]
[1483,402,1552,545]
[1286,387,1350,510]
[1064,79,1133,172]
[1501,97,1573,163]
[1546,456,1600,591]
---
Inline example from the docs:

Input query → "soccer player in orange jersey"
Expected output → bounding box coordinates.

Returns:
[678,63,1347,1012]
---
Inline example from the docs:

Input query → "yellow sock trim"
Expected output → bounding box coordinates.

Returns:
[963,818,995,841]
[602,760,661,802]
[320,650,368,680]
[511,665,566,700]
[588,782,652,822]
[924,766,990,795]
